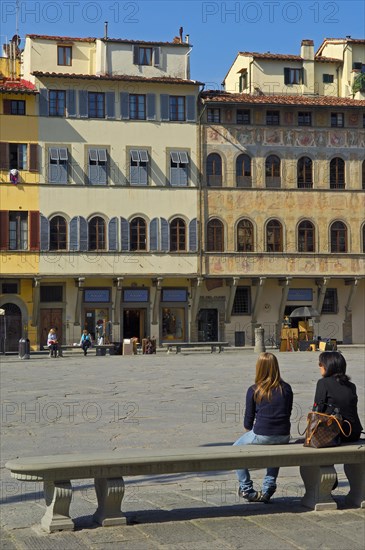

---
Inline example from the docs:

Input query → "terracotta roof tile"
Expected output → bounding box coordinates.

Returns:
[239,52,302,61]
[26,34,96,42]
[315,38,365,56]
[26,34,190,46]
[201,91,365,107]
[315,56,343,63]
[0,79,38,93]
[32,71,202,86]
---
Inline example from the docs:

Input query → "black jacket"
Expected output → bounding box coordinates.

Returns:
[314,376,363,441]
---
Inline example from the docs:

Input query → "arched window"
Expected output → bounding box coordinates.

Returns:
[236,154,252,187]
[237,219,254,252]
[266,220,283,252]
[170,218,186,252]
[330,158,345,189]
[265,155,281,187]
[362,160,365,190]
[130,217,146,251]
[49,216,67,250]
[207,219,224,251]
[207,153,222,186]
[88,216,105,250]
[298,220,315,252]
[330,221,347,252]
[297,157,313,188]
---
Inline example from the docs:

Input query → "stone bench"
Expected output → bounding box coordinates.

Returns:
[162,341,229,354]
[5,443,364,533]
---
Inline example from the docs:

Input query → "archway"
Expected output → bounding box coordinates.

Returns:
[0,303,22,352]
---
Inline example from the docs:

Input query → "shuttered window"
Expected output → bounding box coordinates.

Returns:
[129,94,146,120]
[50,216,67,250]
[49,90,66,116]
[207,219,224,252]
[3,100,26,115]
[88,217,106,250]
[9,144,27,170]
[130,217,147,251]
[48,147,68,184]
[88,148,107,185]
[170,218,186,252]
[88,92,105,118]
[130,149,148,185]
[170,151,188,186]
[9,211,28,250]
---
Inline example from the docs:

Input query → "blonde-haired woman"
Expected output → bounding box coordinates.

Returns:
[233,352,293,503]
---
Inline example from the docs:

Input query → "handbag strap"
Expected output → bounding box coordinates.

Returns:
[308,411,352,437]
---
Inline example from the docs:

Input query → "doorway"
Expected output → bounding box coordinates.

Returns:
[198,309,218,342]
[123,309,146,341]
[0,303,22,351]
[40,308,63,348]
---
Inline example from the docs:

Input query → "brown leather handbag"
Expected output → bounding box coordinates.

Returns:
[303,411,352,448]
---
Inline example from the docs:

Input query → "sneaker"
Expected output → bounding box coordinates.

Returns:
[241,490,262,502]
[260,492,272,504]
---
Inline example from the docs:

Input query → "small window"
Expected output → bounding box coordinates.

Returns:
[130,217,147,251]
[57,45,72,66]
[237,219,254,251]
[88,148,107,185]
[138,47,152,65]
[88,217,106,251]
[232,287,251,315]
[265,155,281,188]
[352,62,363,70]
[49,147,68,184]
[206,153,222,187]
[129,94,146,120]
[239,71,247,92]
[49,90,66,117]
[50,216,67,250]
[1,282,18,294]
[284,68,303,85]
[9,211,28,250]
[330,221,347,252]
[266,110,280,125]
[331,112,344,128]
[266,220,283,252]
[207,219,224,252]
[236,154,252,187]
[298,221,315,252]
[297,157,313,188]
[3,100,26,115]
[130,149,149,185]
[323,74,334,83]
[170,218,186,252]
[170,151,188,186]
[237,109,250,124]
[330,158,345,189]
[169,96,185,121]
[88,92,105,118]
[321,289,338,314]
[207,108,220,123]
[40,285,63,302]
[298,111,312,126]
[9,143,27,170]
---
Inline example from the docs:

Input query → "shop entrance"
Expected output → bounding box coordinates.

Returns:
[198,309,218,342]
[83,308,111,342]
[123,309,146,341]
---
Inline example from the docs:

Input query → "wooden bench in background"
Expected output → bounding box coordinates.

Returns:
[163,341,229,354]
[6,442,364,532]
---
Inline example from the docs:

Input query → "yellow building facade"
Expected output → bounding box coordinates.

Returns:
[0,54,40,350]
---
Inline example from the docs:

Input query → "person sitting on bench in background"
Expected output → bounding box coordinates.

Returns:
[80,329,92,356]
[47,328,59,358]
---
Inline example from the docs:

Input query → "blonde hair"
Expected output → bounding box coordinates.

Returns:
[254,352,283,403]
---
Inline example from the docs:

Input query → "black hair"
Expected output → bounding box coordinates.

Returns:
[319,351,350,384]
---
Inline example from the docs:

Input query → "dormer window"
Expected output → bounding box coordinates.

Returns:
[57,45,72,66]
[133,45,160,67]
[138,47,152,65]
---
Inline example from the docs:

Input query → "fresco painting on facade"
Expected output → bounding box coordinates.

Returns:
[0,35,364,348]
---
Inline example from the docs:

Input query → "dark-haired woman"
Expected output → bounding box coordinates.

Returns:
[233,352,293,503]
[314,351,362,442]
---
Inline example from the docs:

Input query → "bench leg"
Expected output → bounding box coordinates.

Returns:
[300,465,337,510]
[93,477,126,526]
[176,346,181,354]
[41,480,74,532]
[344,463,365,508]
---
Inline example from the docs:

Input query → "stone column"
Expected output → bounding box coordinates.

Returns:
[31,277,41,327]
[41,480,74,532]
[74,277,85,326]
[254,326,265,353]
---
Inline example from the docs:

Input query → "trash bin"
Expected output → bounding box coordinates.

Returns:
[235,331,245,347]
[19,338,30,360]
[113,342,123,355]
[96,347,106,356]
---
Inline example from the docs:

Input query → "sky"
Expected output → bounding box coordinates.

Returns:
[1,0,364,87]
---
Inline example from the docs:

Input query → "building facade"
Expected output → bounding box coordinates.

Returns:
[0,35,364,349]
[0,47,40,351]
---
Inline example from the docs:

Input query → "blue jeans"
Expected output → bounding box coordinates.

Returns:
[233,430,290,495]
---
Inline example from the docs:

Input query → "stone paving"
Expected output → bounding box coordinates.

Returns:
[0,347,364,549]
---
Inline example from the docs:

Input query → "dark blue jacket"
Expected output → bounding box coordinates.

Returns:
[244,381,293,436]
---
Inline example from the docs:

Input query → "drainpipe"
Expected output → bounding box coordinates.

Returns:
[104,21,108,75]
[249,59,254,94]
[197,87,206,280]
[185,47,192,80]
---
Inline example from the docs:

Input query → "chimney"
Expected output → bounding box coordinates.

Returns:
[179,27,183,43]
[104,21,108,40]
[301,39,314,60]
[185,34,190,44]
